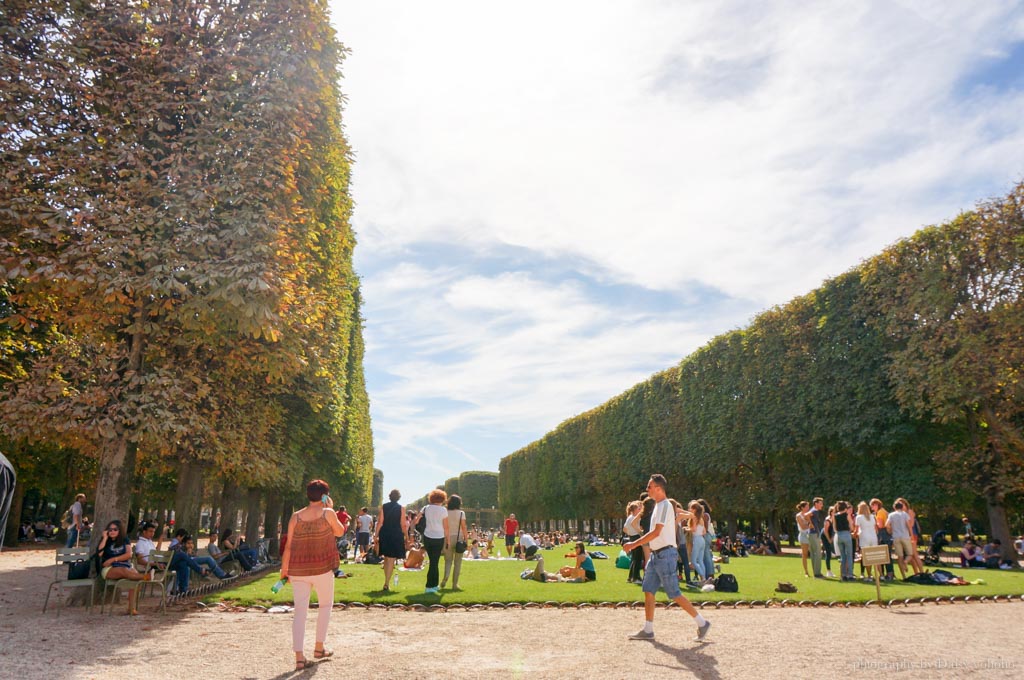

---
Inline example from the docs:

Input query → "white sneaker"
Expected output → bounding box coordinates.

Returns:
[826,571,835,578]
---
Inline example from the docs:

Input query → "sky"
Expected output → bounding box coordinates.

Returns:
[327,1,1024,502]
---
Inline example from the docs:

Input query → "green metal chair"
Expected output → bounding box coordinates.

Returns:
[43,547,96,616]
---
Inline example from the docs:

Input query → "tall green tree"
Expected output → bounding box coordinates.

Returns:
[862,183,1024,559]
[1,0,373,538]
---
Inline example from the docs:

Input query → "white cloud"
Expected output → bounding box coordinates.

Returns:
[332,0,1024,497]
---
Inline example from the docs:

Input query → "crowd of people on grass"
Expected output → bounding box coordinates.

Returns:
[793,497,1019,582]
[40,472,1024,669]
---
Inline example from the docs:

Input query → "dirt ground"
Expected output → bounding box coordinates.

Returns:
[2,545,1022,679]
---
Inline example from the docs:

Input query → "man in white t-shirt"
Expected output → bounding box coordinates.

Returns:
[134,522,160,568]
[355,507,374,558]
[519,532,538,560]
[886,501,914,579]
[623,474,711,643]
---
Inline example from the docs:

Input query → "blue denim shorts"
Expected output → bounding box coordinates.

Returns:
[642,547,681,599]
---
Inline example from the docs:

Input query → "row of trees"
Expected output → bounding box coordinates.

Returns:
[406,471,500,515]
[498,183,1023,560]
[1,0,373,548]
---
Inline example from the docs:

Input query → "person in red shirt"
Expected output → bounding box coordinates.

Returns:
[504,514,519,557]
[336,506,351,536]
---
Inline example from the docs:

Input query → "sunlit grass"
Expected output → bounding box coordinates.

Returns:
[206,545,1024,607]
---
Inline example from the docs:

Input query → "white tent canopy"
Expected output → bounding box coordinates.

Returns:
[0,452,15,553]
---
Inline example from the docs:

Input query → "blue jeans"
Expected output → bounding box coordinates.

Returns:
[691,534,706,580]
[677,541,691,583]
[171,552,226,593]
[836,531,854,579]
[703,534,715,578]
[65,526,79,548]
[641,548,682,599]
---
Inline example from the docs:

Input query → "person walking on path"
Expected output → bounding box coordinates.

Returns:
[623,474,711,643]
[375,489,408,591]
[65,493,85,548]
[280,479,346,672]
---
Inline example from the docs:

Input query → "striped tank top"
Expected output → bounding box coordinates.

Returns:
[288,510,339,576]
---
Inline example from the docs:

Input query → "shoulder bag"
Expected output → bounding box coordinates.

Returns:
[415,507,427,534]
[454,511,467,554]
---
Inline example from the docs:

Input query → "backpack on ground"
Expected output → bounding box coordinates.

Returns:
[714,573,738,592]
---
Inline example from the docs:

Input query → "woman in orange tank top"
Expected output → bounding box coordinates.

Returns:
[280,479,346,671]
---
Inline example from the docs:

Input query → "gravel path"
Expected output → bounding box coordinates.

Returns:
[3,546,1022,679]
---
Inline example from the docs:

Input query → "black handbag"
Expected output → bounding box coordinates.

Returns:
[415,508,426,534]
[67,559,91,580]
[454,511,467,553]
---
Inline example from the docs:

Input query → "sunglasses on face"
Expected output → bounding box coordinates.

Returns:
[107,527,118,532]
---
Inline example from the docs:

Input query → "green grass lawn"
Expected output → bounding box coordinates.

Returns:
[206,546,1024,607]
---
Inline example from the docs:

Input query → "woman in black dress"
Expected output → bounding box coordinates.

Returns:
[375,489,407,591]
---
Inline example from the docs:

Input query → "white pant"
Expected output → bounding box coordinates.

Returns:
[291,570,335,652]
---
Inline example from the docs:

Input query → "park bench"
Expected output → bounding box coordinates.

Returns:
[43,547,96,616]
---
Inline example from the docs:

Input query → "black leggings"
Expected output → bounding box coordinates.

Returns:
[628,542,645,582]
[821,535,834,571]
[423,536,444,588]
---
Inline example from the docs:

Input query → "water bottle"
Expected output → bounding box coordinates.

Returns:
[392,574,399,588]
[271,577,288,594]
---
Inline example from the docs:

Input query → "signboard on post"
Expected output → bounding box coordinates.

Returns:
[861,545,891,566]
[861,545,892,600]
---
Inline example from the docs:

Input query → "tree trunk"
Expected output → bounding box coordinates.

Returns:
[244,487,262,544]
[173,458,205,536]
[263,493,283,557]
[280,501,294,541]
[89,435,139,552]
[985,493,1018,564]
[219,479,240,535]
[3,479,26,548]
[89,318,146,553]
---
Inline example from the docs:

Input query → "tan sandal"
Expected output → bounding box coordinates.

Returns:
[313,649,334,659]
[295,657,311,671]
